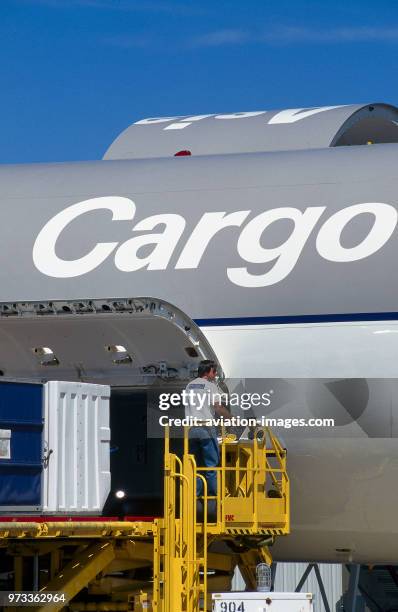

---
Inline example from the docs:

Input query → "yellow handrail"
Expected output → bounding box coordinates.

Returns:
[158,423,290,611]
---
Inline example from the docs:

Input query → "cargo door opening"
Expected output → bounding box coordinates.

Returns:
[0,298,220,517]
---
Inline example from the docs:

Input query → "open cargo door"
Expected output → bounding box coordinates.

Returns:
[0,297,220,516]
[0,297,218,385]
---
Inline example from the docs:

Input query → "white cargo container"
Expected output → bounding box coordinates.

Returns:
[212,592,314,612]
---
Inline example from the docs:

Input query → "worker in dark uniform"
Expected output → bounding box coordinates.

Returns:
[184,360,230,497]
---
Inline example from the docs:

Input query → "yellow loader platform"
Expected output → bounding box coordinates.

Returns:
[0,426,289,612]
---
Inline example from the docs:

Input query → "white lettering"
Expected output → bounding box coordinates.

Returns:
[134,116,179,125]
[268,106,344,124]
[176,211,250,268]
[214,111,266,120]
[32,198,398,287]
[316,203,397,262]
[227,207,325,287]
[114,213,185,272]
[33,196,135,278]
[134,107,344,129]
[164,114,214,130]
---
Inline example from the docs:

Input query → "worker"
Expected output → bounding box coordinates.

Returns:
[184,359,230,497]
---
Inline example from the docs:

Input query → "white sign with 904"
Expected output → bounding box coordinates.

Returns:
[212,592,313,612]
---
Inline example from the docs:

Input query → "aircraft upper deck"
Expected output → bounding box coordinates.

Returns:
[104,103,398,160]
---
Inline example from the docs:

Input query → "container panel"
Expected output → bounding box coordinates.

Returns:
[43,381,111,514]
[0,382,43,509]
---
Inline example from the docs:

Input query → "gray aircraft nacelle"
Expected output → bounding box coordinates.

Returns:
[1,103,398,563]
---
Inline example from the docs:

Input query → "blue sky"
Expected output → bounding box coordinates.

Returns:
[1,0,398,163]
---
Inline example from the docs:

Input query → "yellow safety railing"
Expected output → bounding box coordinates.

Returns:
[153,424,289,611]
[179,425,289,535]
[156,426,207,612]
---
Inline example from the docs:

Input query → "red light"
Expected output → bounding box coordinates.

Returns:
[174,150,192,157]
